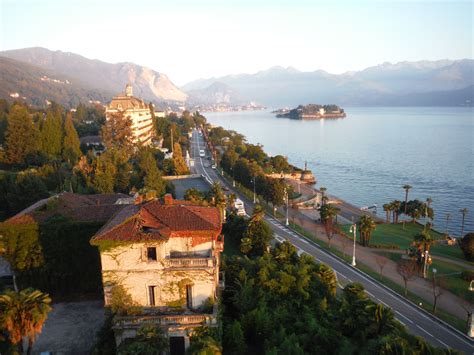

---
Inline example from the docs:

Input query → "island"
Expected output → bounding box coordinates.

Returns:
[274,104,346,119]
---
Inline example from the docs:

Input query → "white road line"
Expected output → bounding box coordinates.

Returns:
[396,318,406,326]
[395,311,413,324]
[416,325,434,338]
[437,339,449,349]
[366,290,375,298]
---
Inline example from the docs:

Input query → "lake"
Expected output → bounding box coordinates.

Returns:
[205,107,473,236]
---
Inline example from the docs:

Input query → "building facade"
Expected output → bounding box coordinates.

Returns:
[90,194,224,352]
[105,85,155,146]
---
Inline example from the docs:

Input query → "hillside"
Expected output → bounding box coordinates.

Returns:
[182,61,474,107]
[0,47,187,104]
[0,56,112,108]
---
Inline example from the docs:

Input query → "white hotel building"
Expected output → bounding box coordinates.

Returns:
[105,85,154,146]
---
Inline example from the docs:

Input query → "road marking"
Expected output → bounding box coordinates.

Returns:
[195,132,473,350]
[416,325,434,338]
[366,290,375,298]
[436,338,449,349]
[396,318,406,326]
[395,311,413,324]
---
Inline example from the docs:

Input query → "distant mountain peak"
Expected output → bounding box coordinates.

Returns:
[0,47,187,103]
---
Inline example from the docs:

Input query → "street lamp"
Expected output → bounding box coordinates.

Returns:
[423,250,430,279]
[252,176,256,203]
[349,217,357,267]
[284,188,289,226]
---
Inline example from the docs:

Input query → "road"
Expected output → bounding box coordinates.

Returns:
[190,129,473,354]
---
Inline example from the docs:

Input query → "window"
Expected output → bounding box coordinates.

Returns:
[148,286,156,306]
[186,285,193,309]
[147,247,157,261]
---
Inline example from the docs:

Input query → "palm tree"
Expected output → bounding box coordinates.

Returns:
[391,200,401,224]
[383,203,391,223]
[460,208,468,236]
[358,215,377,247]
[0,288,52,354]
[414,230,433,278]
[319,203,340,248]
[319,187,327,206]
[445,213,451,235]
[402,185,412,229]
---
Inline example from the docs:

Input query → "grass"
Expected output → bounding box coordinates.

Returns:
[340,222,468,264]
[284,223,468,333]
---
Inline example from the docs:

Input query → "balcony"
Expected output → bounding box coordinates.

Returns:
[163,257,215,269]
[114,313,217,330]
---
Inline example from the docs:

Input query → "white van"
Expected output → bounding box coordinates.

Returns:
[233,199,246,216]
[199,149,205,157]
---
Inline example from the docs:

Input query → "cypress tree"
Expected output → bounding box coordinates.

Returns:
[62,112,81,163]
[172,143,189,175]
[138,149,166,195]
[40,110,62,158]
[4,105,39,165]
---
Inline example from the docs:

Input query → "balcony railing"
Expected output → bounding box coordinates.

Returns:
[163,257,214,269]
[114,313,217,329]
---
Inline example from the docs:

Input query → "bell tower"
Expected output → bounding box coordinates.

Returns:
[125,84,133,97]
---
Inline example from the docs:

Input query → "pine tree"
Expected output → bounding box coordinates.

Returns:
[172,143,189,175]
[62,112,82,164]
[92,157,116,193]
[40,110,63,158]
[4,105,39,165]
[101,111,133,157]
[138,149,166,195]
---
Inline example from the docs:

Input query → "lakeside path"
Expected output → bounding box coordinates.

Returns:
[278,190,471,322]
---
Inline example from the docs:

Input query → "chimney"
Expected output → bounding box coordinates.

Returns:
[125,84,133,97]
[164,194,173,205]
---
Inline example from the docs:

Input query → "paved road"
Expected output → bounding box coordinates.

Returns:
[190,129,473,354]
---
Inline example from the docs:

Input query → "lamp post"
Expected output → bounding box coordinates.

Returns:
[349,217,357,267]
[284,188,289,226]
[252,176,256,203]
[468,281,474,338]
[423,249,430,279]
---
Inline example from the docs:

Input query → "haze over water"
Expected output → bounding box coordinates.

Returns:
[205,107,473,236]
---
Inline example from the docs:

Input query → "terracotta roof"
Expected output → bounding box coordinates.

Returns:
[107,95,149,111]
[7,193,130,224]
[91,198,222,244]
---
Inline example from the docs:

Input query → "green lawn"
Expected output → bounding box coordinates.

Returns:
[376,251,473,303]
[340,223,468,264]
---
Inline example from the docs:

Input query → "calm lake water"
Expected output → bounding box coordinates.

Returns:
[205,107,473,236]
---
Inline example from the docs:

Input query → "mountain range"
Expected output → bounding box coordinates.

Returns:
[0,47,187,108]
[183,60,473,107]
[0,47,472,108]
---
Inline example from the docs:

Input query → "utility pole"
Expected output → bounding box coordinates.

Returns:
[350,216,357,267]
[285,188,289,226]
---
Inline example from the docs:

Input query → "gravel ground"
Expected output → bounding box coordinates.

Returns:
[33,301,105,354]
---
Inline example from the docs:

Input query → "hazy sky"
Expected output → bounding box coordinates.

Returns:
[1,0,472,85]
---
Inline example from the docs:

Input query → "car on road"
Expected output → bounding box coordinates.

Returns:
[199,149,205,157]
[211,164,216,169]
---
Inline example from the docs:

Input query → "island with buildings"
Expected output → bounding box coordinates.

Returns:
[274,104,346,119]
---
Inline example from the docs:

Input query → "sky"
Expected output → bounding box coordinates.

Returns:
[0,0,472,85]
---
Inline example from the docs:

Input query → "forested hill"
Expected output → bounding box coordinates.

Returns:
[0,56,112,108]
